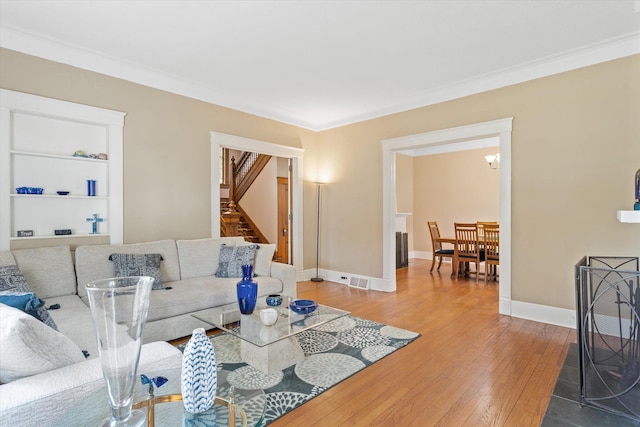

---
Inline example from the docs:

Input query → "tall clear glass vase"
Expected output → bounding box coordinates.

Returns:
[86,276,154,427]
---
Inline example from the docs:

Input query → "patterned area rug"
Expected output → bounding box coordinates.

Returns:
[178,315,420,426]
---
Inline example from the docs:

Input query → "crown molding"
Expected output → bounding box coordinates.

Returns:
[327,31,640,131]
[0,25,305,128]
[1,26,638,132]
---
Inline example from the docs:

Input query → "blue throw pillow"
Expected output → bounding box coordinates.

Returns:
[0,265,58,330]
[0,292,46,320]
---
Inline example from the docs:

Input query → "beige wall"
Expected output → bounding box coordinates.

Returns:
[0,48,306,244]
[239,157,278,242]
[313,55,640,310]
[412,147,500,253]
[2,47,639,313]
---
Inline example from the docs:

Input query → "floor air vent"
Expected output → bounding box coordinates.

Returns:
[349,277,369,290]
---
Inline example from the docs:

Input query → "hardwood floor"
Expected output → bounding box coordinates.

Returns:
[271,259,575,427]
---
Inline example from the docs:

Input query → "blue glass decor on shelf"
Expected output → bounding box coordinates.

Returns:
[181,328,216,414]
[86,213,104,234]
[87,179,97,196]
[236,264,258,314]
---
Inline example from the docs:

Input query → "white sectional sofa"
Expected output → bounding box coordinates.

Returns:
[0,236,296,425]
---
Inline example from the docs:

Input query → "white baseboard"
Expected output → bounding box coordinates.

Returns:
[298,268,358,286]
[411,251,451,263]
[299,268,394,292]
[411,250,428,259]
[509,300,576,329]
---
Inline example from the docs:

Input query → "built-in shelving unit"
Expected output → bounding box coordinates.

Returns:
[617,210,640,223]
[0,89,125,250]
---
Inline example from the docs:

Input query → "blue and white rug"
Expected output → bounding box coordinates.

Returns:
[179,315,420,426]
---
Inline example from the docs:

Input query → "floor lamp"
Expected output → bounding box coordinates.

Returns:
[311,182,324,282]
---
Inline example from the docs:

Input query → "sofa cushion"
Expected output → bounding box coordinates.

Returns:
[109,253,165,290]
[0,265,57,330]
[0,303,85,383]
[215,244,257,278]
[75,240,180,298]
[0,251,16,267]
[10,246,77,299]
[176,237,245,279]
[45,295,98,359]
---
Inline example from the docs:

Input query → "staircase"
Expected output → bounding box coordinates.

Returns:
[220,199,260,243]
[219,151,271,243]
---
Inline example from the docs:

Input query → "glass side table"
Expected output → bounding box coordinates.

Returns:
[53,368,266,427]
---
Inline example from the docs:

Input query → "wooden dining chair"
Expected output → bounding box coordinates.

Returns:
[483,224,499,283]
[454,222,485,282]
[427,221,454,272]
[477,221,498,239]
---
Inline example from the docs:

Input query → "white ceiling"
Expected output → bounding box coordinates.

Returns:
[1,1,639,131]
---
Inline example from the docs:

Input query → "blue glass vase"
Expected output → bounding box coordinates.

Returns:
[236,264,258,314]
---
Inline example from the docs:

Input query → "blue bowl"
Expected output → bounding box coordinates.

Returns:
[266,294,283,306]
[289,299,318,315]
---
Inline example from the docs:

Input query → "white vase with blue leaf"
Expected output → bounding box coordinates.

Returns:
[181,328,217,414]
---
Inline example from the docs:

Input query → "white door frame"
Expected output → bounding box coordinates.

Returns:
[381,118,513,316]
[210,132,304,275]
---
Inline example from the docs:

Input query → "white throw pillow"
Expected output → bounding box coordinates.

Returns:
[0,303,86,383]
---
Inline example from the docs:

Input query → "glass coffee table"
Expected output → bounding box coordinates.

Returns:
[53,368,265,427]
[193,296,350,374]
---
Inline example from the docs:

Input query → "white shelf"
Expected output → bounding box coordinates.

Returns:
[11,194,109,200]
[617,210,640,223]
[10,150,108,163]
[1,89,125,251]
[10,233,111,241]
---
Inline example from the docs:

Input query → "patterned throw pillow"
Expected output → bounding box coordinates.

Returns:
[0,265,58,330]
[236,242,276,276]
[108,253,165,290]
[215,244,258,278]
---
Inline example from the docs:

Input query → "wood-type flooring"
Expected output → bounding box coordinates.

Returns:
[270,259,575,426]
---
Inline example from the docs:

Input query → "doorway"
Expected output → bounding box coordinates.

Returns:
[381,118,513,316]
[276,176,290,263]
[210,132,304,273]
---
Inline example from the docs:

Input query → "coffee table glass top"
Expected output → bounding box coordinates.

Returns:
[192,296,350,347]
[53,368,265,427]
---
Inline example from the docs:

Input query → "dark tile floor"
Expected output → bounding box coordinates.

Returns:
[542,343,640,427]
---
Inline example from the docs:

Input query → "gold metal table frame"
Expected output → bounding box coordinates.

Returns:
[132,387,247,427]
